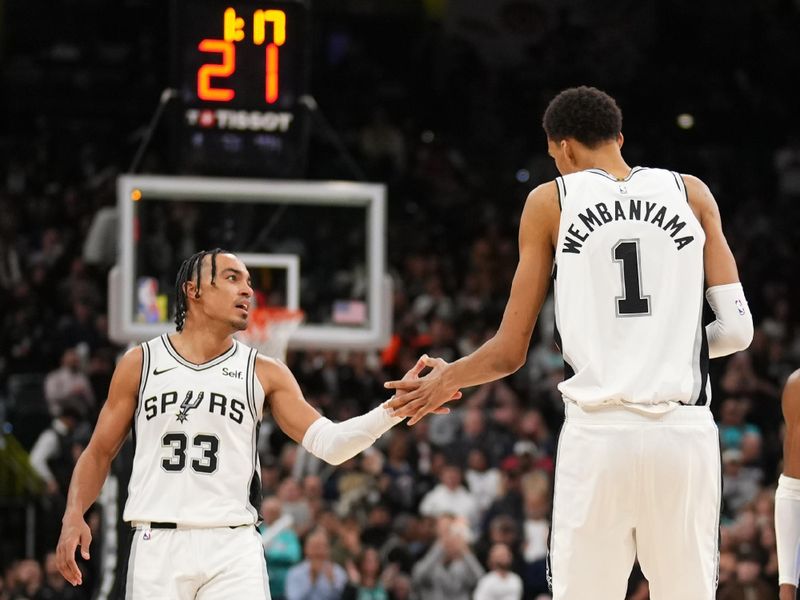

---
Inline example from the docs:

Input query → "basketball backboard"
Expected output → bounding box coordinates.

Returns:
[109,175,391,350]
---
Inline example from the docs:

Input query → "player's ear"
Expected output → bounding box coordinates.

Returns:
[617,132,624,150]
[561,139,577,168]
[185,279,201,301]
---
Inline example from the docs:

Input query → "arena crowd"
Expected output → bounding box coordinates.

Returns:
[2,1,800,598]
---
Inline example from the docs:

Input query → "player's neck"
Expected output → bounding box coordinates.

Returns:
[170,323,234,365]
[576,144,631,180]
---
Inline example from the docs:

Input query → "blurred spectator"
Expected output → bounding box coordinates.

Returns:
[278,478,314,538]
[336,449,384,518]
[33,552,84,599]
[717,545,773,600]
[260,496,302,600]
[58,301,102,352]
[774,135,800,200]
[411,518,484,600]
[473,543,523,600]
[382,431,417,512]
[43,348,94,418]
[0,215,23,292]
[386,571,413,600]
[286,529,348,600]
[7,559,43,600]
[447,407,512,469]
[721,448,762,518]
[303,474,326,516]
[720,354,779,401]
[362,505,394,550]
[30,228,64,272]
[411,276,455,323]
[718,550,738,588]
[482,468,525,528]
[474,515,525,576]
[378,514,420,573]
[516,409,556,463]
[331,517,364,566]
[343,547,391,600]
[464,448,501,513]
[261,460,282,498]
[419,464,479,529]
[717,397,763,465]
[522,480,550,564]
[29,405,84,498]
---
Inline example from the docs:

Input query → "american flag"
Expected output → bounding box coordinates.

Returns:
[332,300,367,325]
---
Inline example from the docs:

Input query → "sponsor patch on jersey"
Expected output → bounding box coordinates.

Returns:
[222,367,243,379]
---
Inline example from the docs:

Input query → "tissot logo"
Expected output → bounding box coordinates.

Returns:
[185,109,294,132]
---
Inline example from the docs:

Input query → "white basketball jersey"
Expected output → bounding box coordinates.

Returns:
[123,334,265,527]
[553,167,708,411]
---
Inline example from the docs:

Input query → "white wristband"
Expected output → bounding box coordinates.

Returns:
[301,403,403,465]
[705,282,753,359]
[776,475,800,586]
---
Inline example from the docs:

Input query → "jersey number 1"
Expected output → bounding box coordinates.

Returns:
[613,240,650,316]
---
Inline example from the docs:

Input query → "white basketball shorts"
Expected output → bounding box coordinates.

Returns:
[548,402,721,600]
[120,523,271,600]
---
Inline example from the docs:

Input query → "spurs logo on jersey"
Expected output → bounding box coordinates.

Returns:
[142,390,246,423]
[553,167,709,411]
[123,334,265,527]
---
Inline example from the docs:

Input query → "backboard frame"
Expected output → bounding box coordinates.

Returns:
[111,174,390,350]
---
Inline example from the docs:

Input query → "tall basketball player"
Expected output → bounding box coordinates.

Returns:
[55,249,454,599]
[776,369,800,599]
[386,87,754,599]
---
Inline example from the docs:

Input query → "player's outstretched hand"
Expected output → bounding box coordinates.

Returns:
[56,513,91,586]
[394,354,460,419]
[386,355,461,425]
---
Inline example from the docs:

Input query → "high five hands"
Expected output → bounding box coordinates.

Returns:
[386,355,462,425]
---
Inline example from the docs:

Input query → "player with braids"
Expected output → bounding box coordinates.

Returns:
[56,249,458,599]
[173,248,226,332]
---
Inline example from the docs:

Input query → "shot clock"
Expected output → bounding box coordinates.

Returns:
[171,0,309,176]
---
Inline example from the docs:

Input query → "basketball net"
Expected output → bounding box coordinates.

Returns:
[235,306,304,361]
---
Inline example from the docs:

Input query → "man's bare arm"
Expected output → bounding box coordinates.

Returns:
[777,370,800,598]
[257,356,322,444]
[56,346,140,586]
[684,175,752,357]
[385,182,559,422]
[684,175,739,287]
[782,370,800,478]
[257,355,452,462]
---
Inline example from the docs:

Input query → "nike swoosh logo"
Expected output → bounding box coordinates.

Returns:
[152,366,178,376]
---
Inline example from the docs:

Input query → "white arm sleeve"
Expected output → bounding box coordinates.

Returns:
[705,283,753,359]
[776,475,800,586]
[29,430,58,483]
[301,402,403,465]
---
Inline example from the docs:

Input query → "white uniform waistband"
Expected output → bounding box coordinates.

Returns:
[564,401,714,425]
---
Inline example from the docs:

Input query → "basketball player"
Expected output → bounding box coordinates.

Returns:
[55,249,455,599]
[777,369,800,599]
[386,86,754,599]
